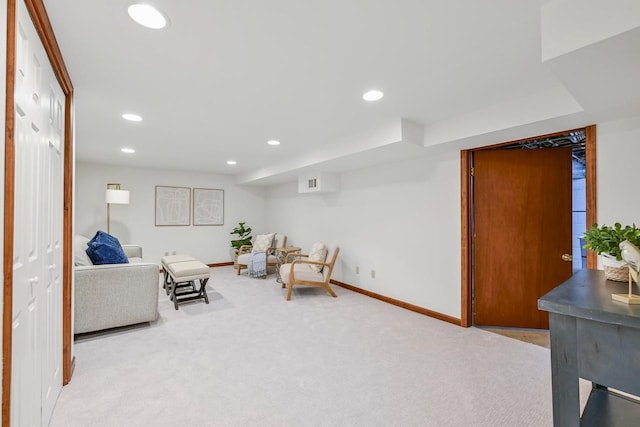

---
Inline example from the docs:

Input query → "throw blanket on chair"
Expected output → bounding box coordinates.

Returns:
[248,251,267,278]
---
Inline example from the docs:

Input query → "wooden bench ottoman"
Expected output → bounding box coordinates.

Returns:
[165,259,210,310]
[161,254,196,295]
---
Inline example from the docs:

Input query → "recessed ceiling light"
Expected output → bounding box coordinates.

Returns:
[127,4,168,29]
[122,113,142,122]
[363,89,384,101]
[226,160,237,165]
[267,140,281,146]
[121,148,135,154]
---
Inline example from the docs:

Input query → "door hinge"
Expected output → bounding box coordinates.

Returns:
[470,167,475,177]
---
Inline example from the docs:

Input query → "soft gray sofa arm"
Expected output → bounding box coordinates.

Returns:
[74,262,159,334]
[122,244,143,259]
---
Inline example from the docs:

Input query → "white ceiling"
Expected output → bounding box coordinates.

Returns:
[41,0,640,185]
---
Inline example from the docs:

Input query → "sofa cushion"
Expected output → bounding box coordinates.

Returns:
[252,233,275,252]
[86,231,129,265]
[74,235,93,266]
[308,242,328,273]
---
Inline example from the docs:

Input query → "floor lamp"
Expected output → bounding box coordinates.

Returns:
[105,183,130,234]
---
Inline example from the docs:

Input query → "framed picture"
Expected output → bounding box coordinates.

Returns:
[155,186,191,226]
[192,188,224,226]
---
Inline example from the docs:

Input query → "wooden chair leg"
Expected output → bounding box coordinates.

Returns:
[324,283,337,298]
[286,283,294,300]
[236,265,241,275]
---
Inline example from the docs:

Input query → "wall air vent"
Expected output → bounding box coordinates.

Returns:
[298,173,339,194]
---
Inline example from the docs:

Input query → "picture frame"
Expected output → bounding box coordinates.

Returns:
[155,185,191,226]
[192,188,224,226]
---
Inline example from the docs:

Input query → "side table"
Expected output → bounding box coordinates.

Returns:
[538,269,640,426]
[274,246,301,283]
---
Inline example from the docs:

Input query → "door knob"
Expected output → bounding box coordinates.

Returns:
[562,254,573,262]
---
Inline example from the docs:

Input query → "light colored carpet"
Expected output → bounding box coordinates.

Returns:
[50,266,590,427]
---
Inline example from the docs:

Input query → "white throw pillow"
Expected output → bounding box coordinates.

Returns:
[74,235,93,266]
[252,233,275,252]
[308,242,327,273]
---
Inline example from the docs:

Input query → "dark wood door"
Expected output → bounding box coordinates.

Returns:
[473,147,573,329]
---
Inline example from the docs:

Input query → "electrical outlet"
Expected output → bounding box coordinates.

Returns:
[356,266,359,274]
[371,270,375,279]
[172,251,176,255]
[164,251,169,256]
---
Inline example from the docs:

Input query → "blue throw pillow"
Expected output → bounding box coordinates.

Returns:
[86,231,129,265]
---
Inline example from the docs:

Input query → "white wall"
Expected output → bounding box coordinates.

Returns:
[75,162,267,265]
[597,116,640,225]
[266,148,462,318]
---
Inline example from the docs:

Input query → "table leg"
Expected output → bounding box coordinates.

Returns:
[275,251,286,283]
[549,312,581,427]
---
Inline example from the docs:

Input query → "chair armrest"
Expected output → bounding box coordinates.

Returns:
[238,245,253,255]
[286,253,308,263]
[291,259,328,269]
[122,244,142,259]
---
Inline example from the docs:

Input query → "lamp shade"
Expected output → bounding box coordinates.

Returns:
[105,189,130,204]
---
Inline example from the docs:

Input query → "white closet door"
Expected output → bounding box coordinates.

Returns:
[11,1,64,425]
[39,67,64,425]
[41,73,64,425]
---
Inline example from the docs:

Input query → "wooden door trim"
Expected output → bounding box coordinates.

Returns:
[2,0,74,424]
[585,125,597,269]
[460,126,597,328]
[460,151,472,327]
[3,1,18,423]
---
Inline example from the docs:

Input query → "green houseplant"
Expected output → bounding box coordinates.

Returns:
[230,222,252,251]
[583,223,640,261]
[583,223,640,281]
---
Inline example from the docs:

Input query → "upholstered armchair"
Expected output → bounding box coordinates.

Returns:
[279,243,340,300]
[236,233,287,278]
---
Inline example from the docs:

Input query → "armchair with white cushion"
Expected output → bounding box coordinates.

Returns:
[279,243,340,300]
[236,233,287,278]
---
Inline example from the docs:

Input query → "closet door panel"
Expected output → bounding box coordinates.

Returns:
[11,1,65,425]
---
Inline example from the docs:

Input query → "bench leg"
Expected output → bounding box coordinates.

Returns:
[163,269,171,294]
[201,278,209,304]
[169,276,210,309]
[171,280,179,310]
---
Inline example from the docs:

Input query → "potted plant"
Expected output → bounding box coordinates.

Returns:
[583,223,640,281]
[230,222,252,263]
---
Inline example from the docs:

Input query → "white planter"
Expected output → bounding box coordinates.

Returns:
[601,253,625,267]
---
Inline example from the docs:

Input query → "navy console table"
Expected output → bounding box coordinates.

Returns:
[539,269,640,426]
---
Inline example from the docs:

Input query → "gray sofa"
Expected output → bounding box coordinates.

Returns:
[74,236,160,334]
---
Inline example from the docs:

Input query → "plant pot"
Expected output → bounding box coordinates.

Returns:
[601,253,629,282]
